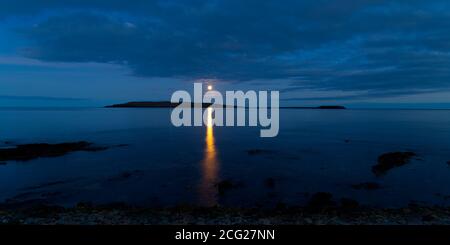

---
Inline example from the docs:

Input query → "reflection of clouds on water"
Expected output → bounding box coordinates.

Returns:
[199,107,219,206]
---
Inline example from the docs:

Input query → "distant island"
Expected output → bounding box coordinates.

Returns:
[105,101,346,109]
[280,105,346,109]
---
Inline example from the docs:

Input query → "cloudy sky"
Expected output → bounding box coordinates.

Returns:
[1,0,450,108]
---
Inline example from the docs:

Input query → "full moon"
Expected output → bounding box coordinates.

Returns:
[207,85,213,91]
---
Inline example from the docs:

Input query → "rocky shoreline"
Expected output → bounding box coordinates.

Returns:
[2,203,450,225]
[0,141,108,162]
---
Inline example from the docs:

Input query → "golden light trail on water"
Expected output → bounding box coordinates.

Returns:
[199,107,219,206]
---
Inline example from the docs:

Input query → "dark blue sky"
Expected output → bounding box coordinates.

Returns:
[1,0,450,107]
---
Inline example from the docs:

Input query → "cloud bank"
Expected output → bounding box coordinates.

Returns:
[2,0,450,97]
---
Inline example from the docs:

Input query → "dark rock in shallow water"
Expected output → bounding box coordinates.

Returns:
[447,161,450,166]
[215,180,234,196]
[76,202,94,209]
[422,213,437,222]
[264,178,276,188]
[98,202,129,209]
[372,151,417,176]
[246,149,299,161]
[306,192,335,211]
[21,180,69,191]
[340,198,359,210]
[215,179,243,196]
[434,193,450,201]
[107,170,144,182]
[275,202,287,210]
[246,149,275,156]
[351,182,381,190]
[0,141,108,161]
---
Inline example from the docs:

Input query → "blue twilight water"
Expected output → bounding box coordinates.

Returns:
[1,107,450,208]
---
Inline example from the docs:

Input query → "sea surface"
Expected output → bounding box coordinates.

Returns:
[1,107,450,208]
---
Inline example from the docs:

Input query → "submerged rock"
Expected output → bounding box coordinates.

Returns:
[215,179,243,196]
[246,149,299,161]
[107,170,144,182]
[422,213,437,222]
[434,193,450,201]
[215,180,233,196]
[264,178,276,188]
[76,202,94,209]
[246,149,275,156]
[351,182,381,190]
[21,180,70,191]
[0,141,108,161]
[306,192,335,211]
[372,152,417,176]
[340,198,359,210]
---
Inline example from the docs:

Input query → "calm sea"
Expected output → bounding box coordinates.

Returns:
[1,107,450,208]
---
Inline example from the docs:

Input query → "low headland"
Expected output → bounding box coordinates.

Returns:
[105,101,212,108]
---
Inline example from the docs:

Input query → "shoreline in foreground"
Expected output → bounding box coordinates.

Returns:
[2,204,450,225]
